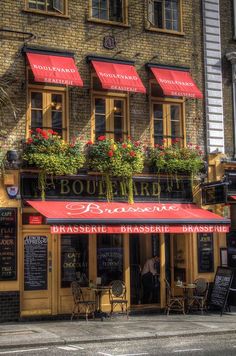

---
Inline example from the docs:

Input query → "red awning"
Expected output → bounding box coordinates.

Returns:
[27,201,230,234]
[92,60,146,93]
[150,67,203,99]
[26,53,83,86]
[230,196,236,200]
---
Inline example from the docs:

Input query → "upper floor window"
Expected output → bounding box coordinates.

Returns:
[26,0,68,16]
[148,0,182,33]
[151,99,184,147]
[90,0,127,24]
[28,89,67,139]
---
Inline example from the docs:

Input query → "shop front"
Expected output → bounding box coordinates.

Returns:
[18,174,230,316]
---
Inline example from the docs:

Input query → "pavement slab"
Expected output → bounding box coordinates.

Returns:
[1,313,236,349]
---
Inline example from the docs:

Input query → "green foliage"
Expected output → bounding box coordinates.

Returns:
[23,129,85,199]
[149,141,204,176]
[87,136,145,203]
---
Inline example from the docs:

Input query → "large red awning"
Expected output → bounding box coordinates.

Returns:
[26,53,83,86]
[150,67,203,99]
[92,60,146,93]
[27,201,230,234]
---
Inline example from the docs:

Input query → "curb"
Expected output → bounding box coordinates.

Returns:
[1,328,236,350]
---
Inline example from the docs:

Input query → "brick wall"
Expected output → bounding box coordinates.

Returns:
[0,292,20,322]
[0,0,205,150]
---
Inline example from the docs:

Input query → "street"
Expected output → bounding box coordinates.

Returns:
[0,333,236,356]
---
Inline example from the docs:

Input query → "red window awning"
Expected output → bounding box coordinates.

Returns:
[91,60,146,93]
[150,67,203,99]
[26,53,83,86]
[27,201,230,234]
[229,196,236,200]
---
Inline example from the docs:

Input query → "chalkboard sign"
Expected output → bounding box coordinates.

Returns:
[198,233,214,273]
[0,208,17,281]
[202,182,228,205]
[210,267,234,315]
[24,236,48,291]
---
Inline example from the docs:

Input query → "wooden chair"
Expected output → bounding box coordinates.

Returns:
[71,281,96,321]
[187,278,209,314]
[109,280,129,318]
[165,279,185,315]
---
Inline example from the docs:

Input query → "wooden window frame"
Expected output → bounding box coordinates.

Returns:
[150,81,185,147]
[27,84,69,141]
[88,0,129,26]
[146,0,184,35]
[24,0,69,17]
[91,75,129,141]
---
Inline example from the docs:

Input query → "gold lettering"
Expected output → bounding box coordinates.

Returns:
[119,181,126,196]
[152,182,161,196]
[133,182,138,196]
[72,180,83,195]
[60,179,70,194]
[112,181,118,195]
[98,180,106,196]
[141,182,150,196]
[86,180,96,195]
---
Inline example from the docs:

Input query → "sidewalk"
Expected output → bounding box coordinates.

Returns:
[1,312,236,349]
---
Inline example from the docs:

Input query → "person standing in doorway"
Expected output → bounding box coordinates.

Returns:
[141,255,160,304]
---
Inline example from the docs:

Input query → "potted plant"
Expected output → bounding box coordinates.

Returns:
[23,128,85,199]
[149,139,205,190]
[87,136,144,203]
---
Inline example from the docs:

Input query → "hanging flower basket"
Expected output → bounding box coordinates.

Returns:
[22,128,85,199]
[149,140,205,191]
[87,136,144,203]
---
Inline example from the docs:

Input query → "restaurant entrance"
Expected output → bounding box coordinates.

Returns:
[130,234,161,306]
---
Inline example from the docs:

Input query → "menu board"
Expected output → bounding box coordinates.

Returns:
[198,233,214,273]
[0,208,17,281]
[210,267,234,315]
[24,236,48,291]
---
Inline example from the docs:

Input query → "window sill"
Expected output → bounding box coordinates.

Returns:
[145,26,185,36]
[87,17,130,28]
[22,9,70,19]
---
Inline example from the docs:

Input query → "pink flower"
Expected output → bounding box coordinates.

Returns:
[98,136,106,141]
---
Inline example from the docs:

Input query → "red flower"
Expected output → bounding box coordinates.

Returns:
[41,131,48,139]
[108,150,114,157]
[130,151,136,157]
[52,131,58,135]
[29,130,33,134]
[27,138,33,144]
[196,145,200,150]
[47,129,54,134]
[134,141,140,147]
[159,145,164,150]
[87,140,93,145]
[36,128,42,133]
[122,143,127,148]
[189,142,193,146]
[154,144,159,148]
[199,150,203,155]
[98,136,106,141]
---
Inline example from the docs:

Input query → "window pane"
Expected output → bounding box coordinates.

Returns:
[154,0,163,28]
[51,112,62,135]
[95,99,106,138]
[153,104,164,145]
[114,100,124,141]
[61,235,89,288]
[170,105,181,138]
[31,110,43,129]
[31,92,42,109]
[109,0,123,22]
[97,234,123,286]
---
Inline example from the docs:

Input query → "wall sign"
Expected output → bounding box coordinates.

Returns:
[202,182,228,205]
[198,233,214,273]
[21,174,193,202]
[210,267,234,315]
[29,215,42,225]
[0,208,17,281]
[24,236,48,291]
[103,35,116,50]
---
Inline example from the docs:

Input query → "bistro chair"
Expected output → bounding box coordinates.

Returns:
[109,280,129,318]
[71,281,96,321]
[187,278,209,314]
[165,279,185,315]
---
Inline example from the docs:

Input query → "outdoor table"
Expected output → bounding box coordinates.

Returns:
[90,286,110,319]
[176,283,196,312]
